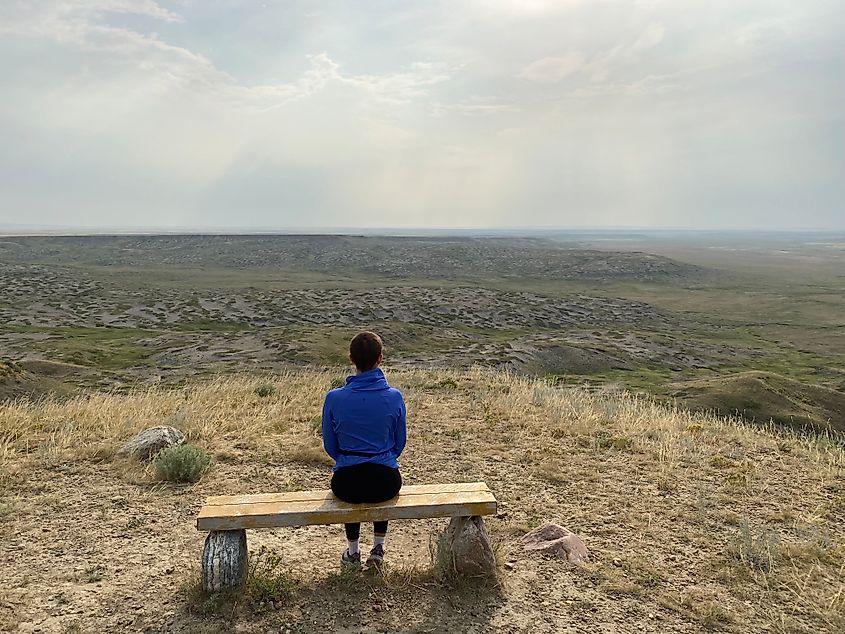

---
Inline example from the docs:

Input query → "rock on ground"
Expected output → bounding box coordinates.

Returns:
[443,516,497,577]
[119,426,185,461]
[522,523,589,563]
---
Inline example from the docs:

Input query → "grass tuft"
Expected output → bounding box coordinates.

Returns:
[82,564,105,583]
[245,546,297,607]
[428,531,458,583]
[185,546,296,617]
[731,515,779,573]
[254,383,275,398]
[310,415,323,437]
[287,440,333,466]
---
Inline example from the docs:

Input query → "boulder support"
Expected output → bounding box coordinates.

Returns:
[443,515,497,577]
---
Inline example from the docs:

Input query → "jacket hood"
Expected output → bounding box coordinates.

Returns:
[345,367,390,391]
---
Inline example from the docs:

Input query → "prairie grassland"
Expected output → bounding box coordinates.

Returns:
[1,368,843,633]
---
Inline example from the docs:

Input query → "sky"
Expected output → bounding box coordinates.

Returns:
[0,0,843,230]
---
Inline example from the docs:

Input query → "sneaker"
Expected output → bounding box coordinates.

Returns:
[366,544,384,568]
[341,549,361,567]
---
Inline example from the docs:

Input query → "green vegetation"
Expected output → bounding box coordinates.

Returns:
[153,444,211,483]
[82,565,105,583]
[0,233,842,434]
[0,360,22,377]
[667,371,845,435]
[186,546,297,617]
[254,383,275,398]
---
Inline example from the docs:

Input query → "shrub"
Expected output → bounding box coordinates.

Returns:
[254,383,275,398]
[153,444,211,483]
[185,546,296,617]
[310,415,322,437]
[329,377,346,389]
[83,564,105,583]
[422,377,458,391]
[731,515,779,572]
[245,546,297,606]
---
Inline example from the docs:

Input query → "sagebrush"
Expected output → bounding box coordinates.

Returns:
[153,444,211,483]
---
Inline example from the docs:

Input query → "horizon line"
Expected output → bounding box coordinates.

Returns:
[1,224,844,236]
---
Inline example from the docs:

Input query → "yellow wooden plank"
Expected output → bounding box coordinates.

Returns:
[199,491,496,520]
[204,482,491,507]
[200,490,496,518]
[196,489,497,531]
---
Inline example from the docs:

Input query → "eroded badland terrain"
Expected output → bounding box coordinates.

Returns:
[1,233,843,434]
[1,233,844,633]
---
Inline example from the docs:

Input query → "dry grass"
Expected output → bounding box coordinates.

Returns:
[1,366,844,632]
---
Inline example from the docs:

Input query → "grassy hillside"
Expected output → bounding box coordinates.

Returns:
[0,359,81,402]
[669,371,845,435]
[1,368,842,632]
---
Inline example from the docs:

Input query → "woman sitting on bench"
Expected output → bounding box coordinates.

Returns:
[322,331,407,567]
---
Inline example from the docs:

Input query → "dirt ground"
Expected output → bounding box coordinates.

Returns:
[1,369,843,633]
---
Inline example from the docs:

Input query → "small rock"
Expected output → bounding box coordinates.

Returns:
[521,523,589,564]
[612,557,622,567]
[504,562,515,571]
[119,426,185,461]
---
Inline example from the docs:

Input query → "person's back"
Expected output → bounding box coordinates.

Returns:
[322,331,406,568]
[322,368,406,471]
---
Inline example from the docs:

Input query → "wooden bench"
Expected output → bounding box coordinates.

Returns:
[197,482,498,590]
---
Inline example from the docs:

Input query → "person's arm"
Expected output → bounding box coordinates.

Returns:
[322,394,340,461]
[393,395,407,457]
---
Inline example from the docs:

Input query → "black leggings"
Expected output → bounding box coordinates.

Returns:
[331,462,402,541]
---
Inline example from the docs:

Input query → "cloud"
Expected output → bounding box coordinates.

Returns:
[0,0,842,229]
[339,62,453,106]
[0,0,183,41]
[430,99,519,117]
[631,23,665,53]
[518,53,586,83]
[516,23,662,87]
[1,3,452,115]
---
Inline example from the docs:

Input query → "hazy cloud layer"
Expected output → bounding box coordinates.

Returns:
[0,0,842,229]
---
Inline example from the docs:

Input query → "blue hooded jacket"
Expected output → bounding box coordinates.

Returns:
[321,368,407,472]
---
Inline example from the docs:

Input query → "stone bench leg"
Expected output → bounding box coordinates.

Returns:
[444,516,497,577]
[202,529,248,592]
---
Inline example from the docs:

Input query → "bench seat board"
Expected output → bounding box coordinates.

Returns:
[203,482,491,508]
[196,482,496,531]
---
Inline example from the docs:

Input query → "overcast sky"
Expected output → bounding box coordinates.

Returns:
[0,0,842,230]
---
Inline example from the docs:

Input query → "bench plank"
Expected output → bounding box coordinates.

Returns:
[204,482,491,507]
[196,483,497,531]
